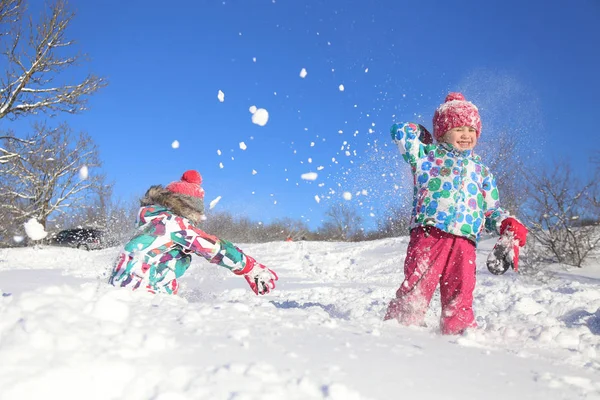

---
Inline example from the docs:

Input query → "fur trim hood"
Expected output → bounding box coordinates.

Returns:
[140,185,205,225]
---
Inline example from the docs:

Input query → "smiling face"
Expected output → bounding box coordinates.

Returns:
[440,126,478,150]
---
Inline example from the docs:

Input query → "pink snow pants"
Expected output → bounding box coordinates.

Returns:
[384,227,477,335]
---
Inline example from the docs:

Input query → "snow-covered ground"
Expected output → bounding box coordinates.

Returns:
[0,238,599,400]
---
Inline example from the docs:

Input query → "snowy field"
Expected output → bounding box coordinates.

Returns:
[0,238,599,400]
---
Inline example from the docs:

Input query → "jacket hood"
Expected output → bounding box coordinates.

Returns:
[140,185,205,225]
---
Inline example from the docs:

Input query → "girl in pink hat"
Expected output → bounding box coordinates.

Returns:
[384,93,527,334]
[108,170,277,295]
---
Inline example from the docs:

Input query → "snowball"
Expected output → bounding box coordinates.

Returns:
[343,192,352,201]
[13,235,24,243]
[251,108,269,126]
[339,84,345,92]
[249,105,257,114]
[209,196,222,209]
[23,218,48,241]
[239,142,247,150]
[300,68,308,78]
[92,291,130,324]
[78,165,89,180]
[301,172,318,181]
[171,140,180,149]
[217,90,225,102]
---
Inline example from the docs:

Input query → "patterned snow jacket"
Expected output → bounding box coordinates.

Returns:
[109,186,254,294]
[392,122,510,244]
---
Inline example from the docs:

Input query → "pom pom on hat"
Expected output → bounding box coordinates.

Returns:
[433,92,482,141]
[166,170,204,198]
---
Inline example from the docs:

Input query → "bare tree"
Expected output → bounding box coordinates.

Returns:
[0,122,104,232]
[320,202,363,241]
[481,131,526,216]
[0,0,105,121]
[521,161,600,268]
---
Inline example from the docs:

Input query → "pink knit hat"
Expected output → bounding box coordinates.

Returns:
[166,170,205,199]
[433,92,481,141]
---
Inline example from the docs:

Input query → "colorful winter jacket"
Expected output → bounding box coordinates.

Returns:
[392,122,510,243]
[109,186,252,294]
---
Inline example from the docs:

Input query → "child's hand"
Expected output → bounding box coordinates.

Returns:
[417,124,433,144]
[500,217,528,247]
[243,260,278,295]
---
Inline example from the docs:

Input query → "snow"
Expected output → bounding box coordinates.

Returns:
[301,172,318,181]
[343,192,352,201]
[249,106,269,126]
[23,218,47,241]
[300,68,308,78]
[0,239,599,399]
[78,165,88,180]
[171,140,180,149]
[209,196,222,209]
[217,90,225,102]
[239,142,247,150]
[339,84,345,92]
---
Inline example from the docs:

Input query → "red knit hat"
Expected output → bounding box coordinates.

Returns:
[166,170,204,198]
[433,92,482,141]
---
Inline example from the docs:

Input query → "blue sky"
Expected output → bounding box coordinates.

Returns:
[10,0,600,229]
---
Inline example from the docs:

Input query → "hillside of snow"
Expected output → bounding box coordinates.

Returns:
[0,238,599,400]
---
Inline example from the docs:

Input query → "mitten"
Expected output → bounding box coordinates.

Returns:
[417,124,433,145]
[500,217,528,246]
[234,255,278,295]
[487,218,528,275]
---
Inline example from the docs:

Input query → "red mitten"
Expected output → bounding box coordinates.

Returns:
[234,255,278,295]
[500,217,528,247]
[487,218,527,275]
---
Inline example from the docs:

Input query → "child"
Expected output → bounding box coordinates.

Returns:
[383,92,527,335]
[108,170,278,295]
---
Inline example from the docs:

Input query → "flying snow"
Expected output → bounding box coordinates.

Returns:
[23,218,47,241]
[217,90,225,102]
[249,106,269,126]
[209,196,222,209]
[239,142,247,150]
[343,192,352,201]
[78,166,89,180]
[171,140,180,149]
[299,68,308,78]
[314,195,320,203]
[301,172,318,181]
[339,84,345,92]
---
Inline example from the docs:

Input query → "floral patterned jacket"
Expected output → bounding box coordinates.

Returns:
[109,186,253,294]
[392,122,510,243]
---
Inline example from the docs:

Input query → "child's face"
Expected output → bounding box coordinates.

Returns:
[441,126,478,150]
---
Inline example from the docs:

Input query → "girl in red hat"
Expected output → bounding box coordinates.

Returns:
[108,170,277,295]
[384,93,527,334]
